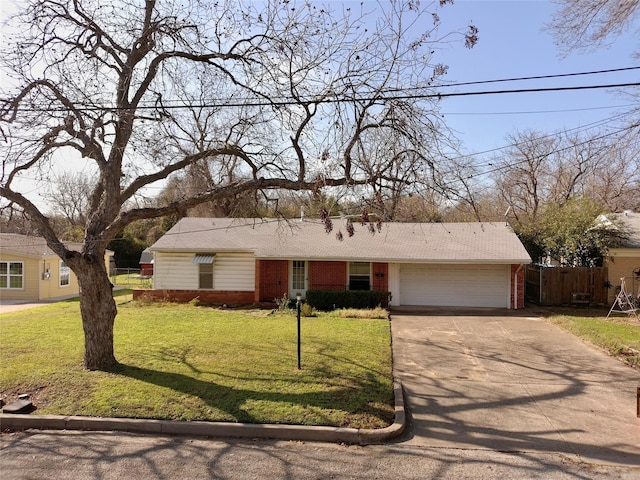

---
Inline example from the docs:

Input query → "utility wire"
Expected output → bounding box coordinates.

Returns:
[441,103,635,116]
[10,82,640,113]
[443,109,636,165]
[450,121,640,182]
[433,66,640,88]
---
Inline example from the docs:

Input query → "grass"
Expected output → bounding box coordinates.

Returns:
[110,273,152,289]
[0,293,393,428]
[543,307,640,369]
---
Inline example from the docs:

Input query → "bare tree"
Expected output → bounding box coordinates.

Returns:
[492,126,640,262]
[547,0,640,206]
[548,0,640,55]
[44,172,94,226]
[0,0,476,370]
[492,131,560,224]
[584,132,640,212]
[494,127,640,220]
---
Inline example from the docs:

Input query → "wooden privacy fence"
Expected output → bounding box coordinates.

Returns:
[525,265,609,306]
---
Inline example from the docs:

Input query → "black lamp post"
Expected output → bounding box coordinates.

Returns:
[296,294,301,370]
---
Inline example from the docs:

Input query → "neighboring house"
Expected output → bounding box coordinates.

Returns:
[0,233,113,302]
[139,248,154,276]
[142,218,532,309]
[602,211,640,303]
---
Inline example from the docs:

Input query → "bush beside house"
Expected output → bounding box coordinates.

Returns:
[306,290,391,311]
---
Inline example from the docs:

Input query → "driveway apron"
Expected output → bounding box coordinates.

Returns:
[390,308,640,466]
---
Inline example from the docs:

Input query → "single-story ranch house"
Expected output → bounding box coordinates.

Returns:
[0,233,112,302]
[140,217,532,309]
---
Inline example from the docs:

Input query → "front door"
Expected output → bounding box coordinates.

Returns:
[290,260,307,299]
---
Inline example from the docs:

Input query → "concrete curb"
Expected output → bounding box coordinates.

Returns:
[0,382,405,445]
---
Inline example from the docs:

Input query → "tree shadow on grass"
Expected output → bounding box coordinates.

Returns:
[111,363,393,428]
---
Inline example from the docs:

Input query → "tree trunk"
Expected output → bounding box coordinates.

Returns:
[75,256,118,371]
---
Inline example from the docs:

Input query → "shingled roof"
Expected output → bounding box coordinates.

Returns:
[617,212,640,248]
[0,233,94,259]
[151,218,532,264]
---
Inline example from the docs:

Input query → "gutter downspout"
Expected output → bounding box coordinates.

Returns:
[514,264,524,310]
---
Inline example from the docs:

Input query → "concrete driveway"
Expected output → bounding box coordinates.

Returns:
[390,307,640,466]
[0,295,80,313]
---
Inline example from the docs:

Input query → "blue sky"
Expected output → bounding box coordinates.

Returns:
[433,0,639,158]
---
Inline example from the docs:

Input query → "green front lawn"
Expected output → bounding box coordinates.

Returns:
[545,308,640,369]
[0,293,393,428]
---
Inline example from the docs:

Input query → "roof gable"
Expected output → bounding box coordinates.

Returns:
[151,218,532,264]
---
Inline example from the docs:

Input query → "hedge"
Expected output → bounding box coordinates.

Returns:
[305,290,391,311]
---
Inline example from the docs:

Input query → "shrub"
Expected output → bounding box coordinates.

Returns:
[306,290,391,311]
[300,303,317,317]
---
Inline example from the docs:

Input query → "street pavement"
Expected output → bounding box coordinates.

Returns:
[1,307,639,479]
[1,430,637,479]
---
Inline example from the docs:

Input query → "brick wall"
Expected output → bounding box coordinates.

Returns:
[372,262,389,291]
[309,261,347,290]
[255,259,288,303]
[140,263,153,276]
[136,260,390,305]
[510,264,525,309]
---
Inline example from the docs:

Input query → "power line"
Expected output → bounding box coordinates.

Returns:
[10,82,640,113]
[146,66,640,106]
[433,66,640,89]
[441,103,636,116]
[452,121,640,183]
[431,82,640,99]
[443,109,636,165]
[153,81,640,109]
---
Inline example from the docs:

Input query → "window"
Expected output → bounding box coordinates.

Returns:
[198,263,213,289]
[193,253,215,289]
[0,261,23,289]
[349,262,370,290]
[60,261,70,287]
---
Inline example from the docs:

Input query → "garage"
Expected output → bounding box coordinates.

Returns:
[399,264,509,308]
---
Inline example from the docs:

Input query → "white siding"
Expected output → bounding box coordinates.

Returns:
[153,251,254,291]
[154,252,198,289]
[213,252,255,291]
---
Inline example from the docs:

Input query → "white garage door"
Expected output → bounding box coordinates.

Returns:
[399,264,509,308]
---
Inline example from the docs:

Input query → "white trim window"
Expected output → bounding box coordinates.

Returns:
[0,261,24,289]
[60,261,70,287]
[349,262,371,290]
[193,253,216,289]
